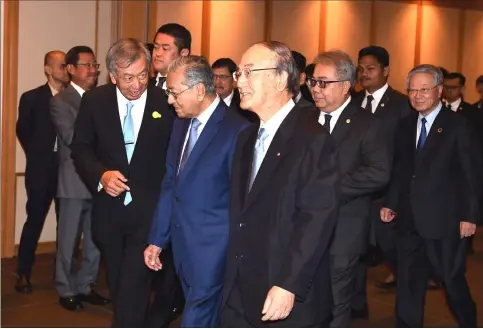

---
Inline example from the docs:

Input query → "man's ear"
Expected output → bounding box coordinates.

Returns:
[109,72,117,85]
[383,66,390,78]
[180,48,189,57]
[45,65,52,76]
[300,72,307,86]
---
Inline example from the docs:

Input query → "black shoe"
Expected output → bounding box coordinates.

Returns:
[352,307,369,319]
[59,296,84,311]
[375,280,397,290]
[14,275,32,294]
[78,290,110,305]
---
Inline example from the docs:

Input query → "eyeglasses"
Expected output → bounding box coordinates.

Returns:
[233,67,277,81]
[76,63,100,70]
[213,74,232,81]
[407,84,440,96]
[307,77,348,89]
[165,85,194,100]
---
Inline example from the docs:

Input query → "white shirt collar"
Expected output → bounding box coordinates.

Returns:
[294,91,302,103]
[48,82,60,96]
[448,97,462,112]
[156,72,167,90]
[319,96,351,133]
[365,83,389,110]
[418,101,443,126]
[70,81,86,97]
[116,86,148,110]
[222,90,234,106]
[196,95,221,125]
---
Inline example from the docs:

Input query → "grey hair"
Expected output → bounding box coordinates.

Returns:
[313,50,356,88]
[167,55,216,95]
[407,64,443,89]
[257,41,299,96]
[106,38,151,77]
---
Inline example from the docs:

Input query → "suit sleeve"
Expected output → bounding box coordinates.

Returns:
[341,117,391,203]
[457,119,483,224]
[16,92,33,153]
[147,124,177,249]
[275,131,339,301]
[50,96,76,147]
[384,127,404,211]
[70,93,107,193]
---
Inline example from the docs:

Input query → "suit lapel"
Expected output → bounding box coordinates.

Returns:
[244,105,301,210]
[331,103,358,144]
[374,87,391,115]
[178,101,227,184]
[104,85,129,166]
[416,108,449,162]
[235,125,258,213]
[173,119,190,184]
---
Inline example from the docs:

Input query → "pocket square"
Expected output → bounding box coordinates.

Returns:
[152,111,162,119]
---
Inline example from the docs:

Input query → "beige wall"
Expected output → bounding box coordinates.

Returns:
[461,10,483,103]
[14,0,112,244]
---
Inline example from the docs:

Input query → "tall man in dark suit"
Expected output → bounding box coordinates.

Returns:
[221,41,339,327]
[71,38,175,327]
[15,50,70,293]
[309,50,391,327]
[474,75,483,109]
[145,55,249,327]
[50,46,108,311]
[382,64,481,327]
[351,46,413,316]
[147,23,191,326]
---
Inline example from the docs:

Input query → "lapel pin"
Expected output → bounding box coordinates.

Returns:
[381,103,385,107]
[437,128,442,133]
[152,111,162,119]
[346,119,351,124]
[277,152,281,157]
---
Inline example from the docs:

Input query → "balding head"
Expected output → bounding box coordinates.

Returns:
[44,50,69,84]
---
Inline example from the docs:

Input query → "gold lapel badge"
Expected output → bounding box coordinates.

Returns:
[152,111,162,119]
[277,152,281,157]
[437,128,442,133]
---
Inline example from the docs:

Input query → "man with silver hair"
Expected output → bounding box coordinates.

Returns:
[221,41,339,327]
[309,50,390,327]
[381,64,481,327]
[144,55,250,327]
[71,38,175,326]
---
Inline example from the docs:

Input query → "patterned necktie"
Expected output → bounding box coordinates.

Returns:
[365,94,374,113]
[416,117,427,152]
[249,128,269,190]
[123,102,134,205]
[323,114,332,133]
[178,119,202,174]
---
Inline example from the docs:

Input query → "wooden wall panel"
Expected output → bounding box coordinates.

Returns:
[461,10,483,104]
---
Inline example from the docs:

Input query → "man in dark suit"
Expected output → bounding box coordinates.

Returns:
[145,55,249,327]
[50,46,108,311]
[474,75,483,109]
[211,57,239,107]
[146,23,191,327]
[15,50,69,293]
[221,41,339,327]
[309,50,391,327]
[71,39,175,327]
[291,50,314,104]
[382,64,481,327]
[351,46,414,316]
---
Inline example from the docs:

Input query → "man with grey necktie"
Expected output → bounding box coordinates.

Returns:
[71,38,175,327]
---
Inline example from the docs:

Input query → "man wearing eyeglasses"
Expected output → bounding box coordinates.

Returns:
[49,46,108,312]
[309,50,390,327]
[221,41,339,327]
[381,64,481,327]
[15,50,70,294]
[71,39,175,326]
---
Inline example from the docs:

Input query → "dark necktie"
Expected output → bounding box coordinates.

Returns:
[323,114,332,133]
[178,119,201,175]
[416,117,427,152]
[157,76,166,88]
[365,94,374,113]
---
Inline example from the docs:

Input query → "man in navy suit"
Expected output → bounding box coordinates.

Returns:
[144,55,249,327]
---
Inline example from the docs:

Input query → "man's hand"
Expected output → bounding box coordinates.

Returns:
[100,170,129,197]
[144,245,163,271]
[460,221,476,239]
[380,207,396,223]
[261,286,295,322]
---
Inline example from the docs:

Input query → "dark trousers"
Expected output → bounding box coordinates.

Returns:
[17,157,59,278]
[221,282,253,327]
[396,230,476,327]
[147,248,185,327]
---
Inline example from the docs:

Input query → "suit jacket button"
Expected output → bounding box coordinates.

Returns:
[239,223,246,228]
[175,197,180,202]
[412,174,416,179]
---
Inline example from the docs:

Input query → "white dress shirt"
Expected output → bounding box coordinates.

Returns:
[318,96,352,134]
[257,98,296,162]
[156,72,167,90]
[178,96,221,172]
[223,90,234,107]
[361,83,388,113]
[116,87,147,146]
[416,102,442,147]
[447,97,462,112]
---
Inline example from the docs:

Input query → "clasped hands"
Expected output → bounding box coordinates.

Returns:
[380,207,476,238]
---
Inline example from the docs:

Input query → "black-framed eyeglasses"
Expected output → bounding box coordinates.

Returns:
[407,84,440,96]
[233,67,278,81]
[307,77,348,89]
[165,85,194,100]
[76,63,101,70]
[213,74,233,81]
